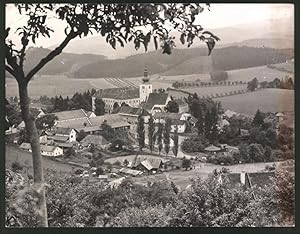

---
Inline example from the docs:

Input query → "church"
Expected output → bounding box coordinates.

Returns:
[92,67,171,114]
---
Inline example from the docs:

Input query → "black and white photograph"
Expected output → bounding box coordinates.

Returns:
[4,2,295,228]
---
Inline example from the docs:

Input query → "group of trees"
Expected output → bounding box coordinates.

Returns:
[259,76,294,90]
[137,115,179,157]
[6,167,295,227]
[186,93,222,143]
[172,80,244,89]
[40,89,106,115]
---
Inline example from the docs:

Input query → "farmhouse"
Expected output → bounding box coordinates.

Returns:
[40,145,63,157]
[19,142,32,152]
[92,67,153,113]
[54,127,77,143]
[80,135,109,148]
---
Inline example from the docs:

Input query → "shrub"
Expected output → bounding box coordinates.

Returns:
[11,160,23,172]
[270,150,284,161]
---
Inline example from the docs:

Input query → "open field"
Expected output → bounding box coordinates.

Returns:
[5,75,116,99]
[183,85,247,97]
[215,88,294,116]
[5,144,82,172]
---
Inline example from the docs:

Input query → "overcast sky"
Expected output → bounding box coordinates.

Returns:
[6,3,294,49]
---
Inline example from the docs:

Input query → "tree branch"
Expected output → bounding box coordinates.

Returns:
[5,65,16,77]
[26,30,80,81]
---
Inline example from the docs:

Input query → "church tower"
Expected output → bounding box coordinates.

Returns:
[139,66,152,102]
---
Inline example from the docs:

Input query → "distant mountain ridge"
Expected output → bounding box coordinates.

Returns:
[73,46,293,78]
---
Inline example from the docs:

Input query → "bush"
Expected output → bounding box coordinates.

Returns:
[11,161,23,172]
[210,71,228,82]
[270,150,284,161]
[181,136,208,153]
[208,153,235,165]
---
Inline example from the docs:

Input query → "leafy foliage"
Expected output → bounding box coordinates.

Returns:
[94,98,105,116]
[148,115,155,153]
[163,118,171,155]
[137,114,145,151]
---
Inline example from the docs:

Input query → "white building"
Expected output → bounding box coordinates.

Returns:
[40,145,63,157]
[92,67,153,113]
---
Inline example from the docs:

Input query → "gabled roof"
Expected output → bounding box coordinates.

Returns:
[52,109,88,121]
[276,112,284,117]
[80,135,109,146]
[144,93,169,110]
[140,160,154,171]
[118,106,150,116]
[52,135,69,142]
[93,88,139,100]
[153,112,182,120]
[119,168,143,176]
[89,114,130,129]
[40,145,60,152]
[55,127,75,135]
[20,142,31,150]
[204,145,221,152]
[55,142,74,148]
[132,156,163,169]
[55,117,92,129]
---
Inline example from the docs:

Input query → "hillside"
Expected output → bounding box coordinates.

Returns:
[22,47,106,76]
[49,17,293,58]
[74,46,293,78]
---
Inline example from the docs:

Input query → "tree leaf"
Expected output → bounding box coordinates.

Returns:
[153,36,158,50]
[180,33,185,45]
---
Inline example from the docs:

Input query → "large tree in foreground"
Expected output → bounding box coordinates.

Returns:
[5,3,219,227]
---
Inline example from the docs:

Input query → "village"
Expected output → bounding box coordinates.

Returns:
[5,67,292,190]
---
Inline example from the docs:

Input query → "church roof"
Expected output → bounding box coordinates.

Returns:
[93,88,139,100]
[144,93,169,110]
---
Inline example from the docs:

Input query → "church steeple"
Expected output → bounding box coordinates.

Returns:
[142,65,150,83]
[140,65,152,102]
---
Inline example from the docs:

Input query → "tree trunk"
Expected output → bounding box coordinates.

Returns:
[18,80,48,227]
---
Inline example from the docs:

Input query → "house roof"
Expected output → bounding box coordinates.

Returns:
[119,168,143,176]
[140,160,154,171]
[52,135,69,142]
[93,88,139,100]
[153,112,182,120]
[89,114,130,129]
[171,119,186,126]
[55,142,74,148]
[52,109,88,121]
[40,145,60,152]
[55,127,74,135]
[56,117,92,129]
[132,156,163,169]
[144,93,169,110]
[276,112,284,117]
[20,142,31,150]
[204,145,221,152]
[80,135,109,146]
[118,106,150,116]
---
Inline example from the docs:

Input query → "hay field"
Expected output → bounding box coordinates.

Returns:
[215,88,294,116]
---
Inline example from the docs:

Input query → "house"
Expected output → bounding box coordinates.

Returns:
[19,142,32,152]
[40,145,63,157]
[17,108,45,130]
[275,112,285,122]
[153,112,196,133]
[80,135,109,149]
[39,134,48,144]
[204,145,221,154]
[54,127,77,142]
[143,92,171,114]
[175,99,189,113]
[119,168,143,177]
[117,106,150,124]
[131,156,163,173]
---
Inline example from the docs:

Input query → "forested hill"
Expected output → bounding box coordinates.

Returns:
[23,47,106,76]
[73,46,293,78]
